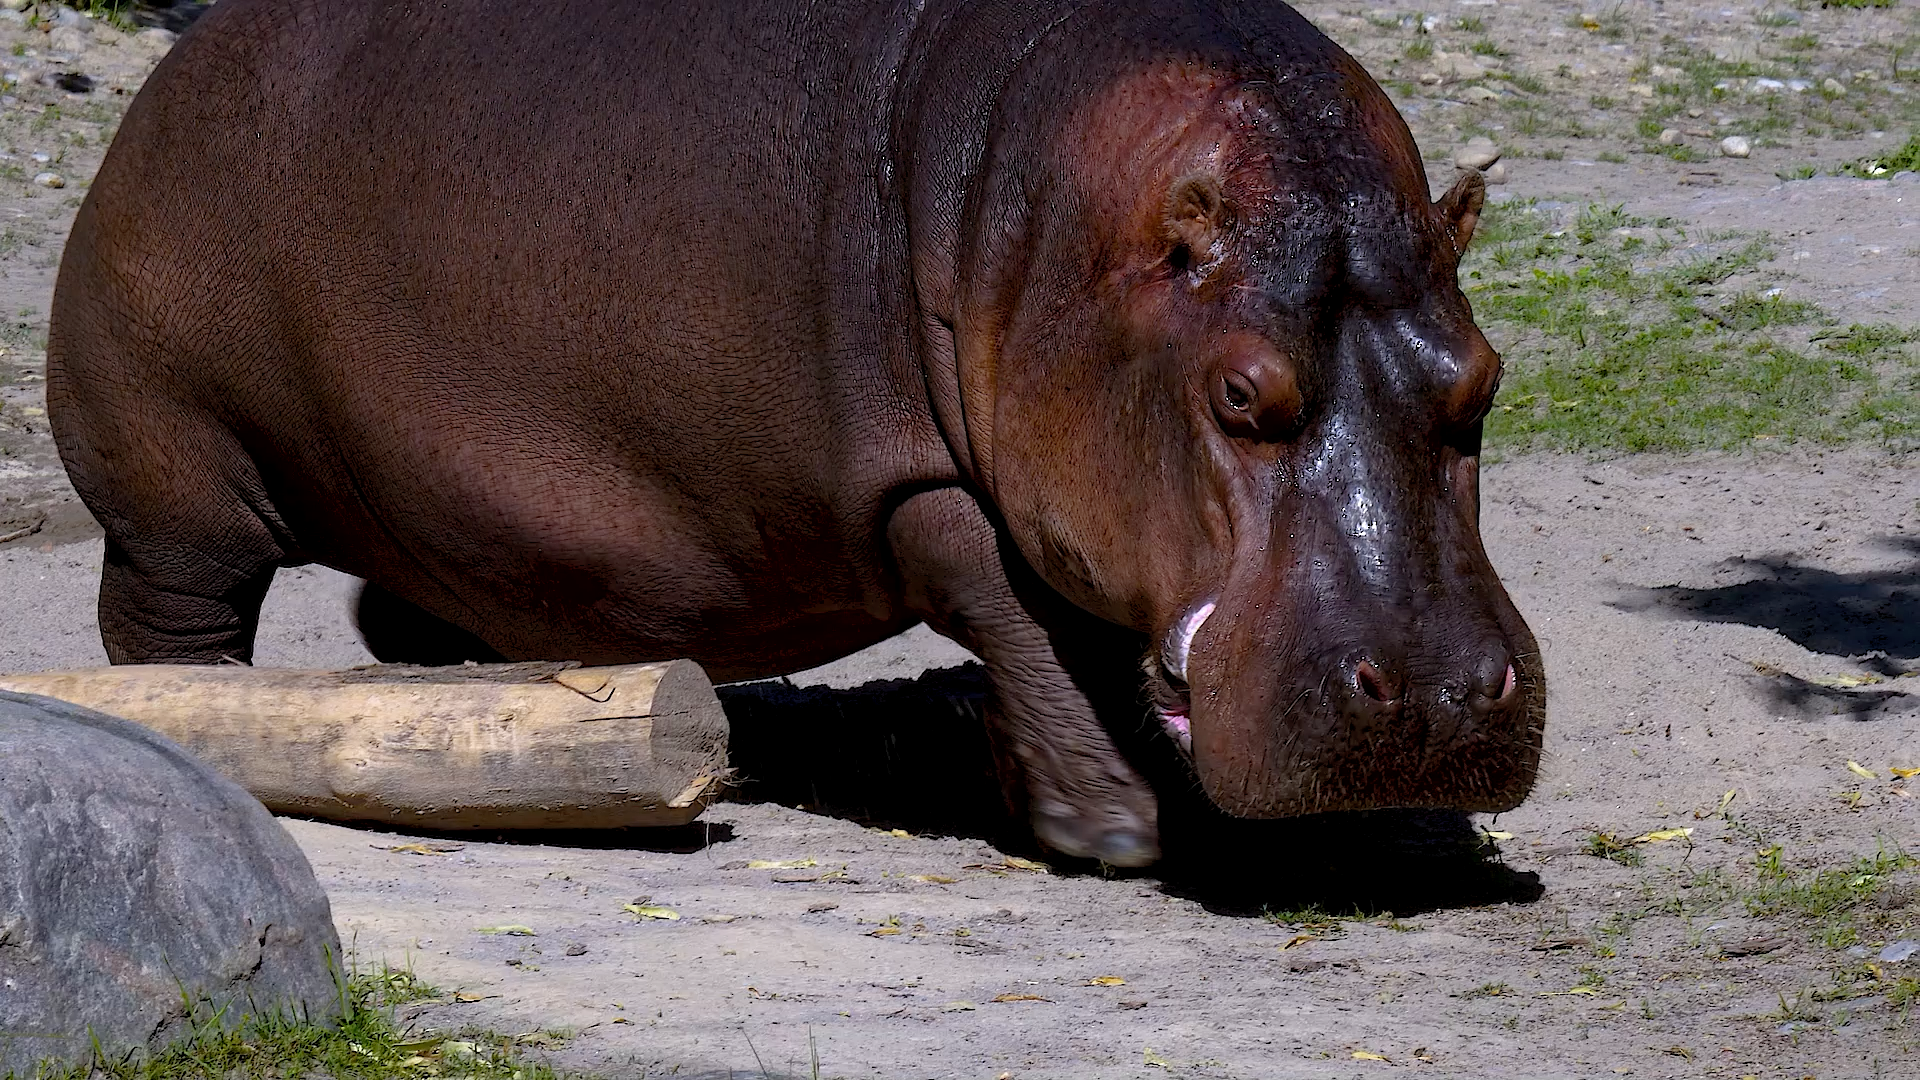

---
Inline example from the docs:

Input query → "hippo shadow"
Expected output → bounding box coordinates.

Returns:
[1607,537,1920,718]
[716,665,1543,918]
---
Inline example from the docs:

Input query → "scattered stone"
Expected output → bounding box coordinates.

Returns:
[29,151,48,163]
[1722,935,1790,957]
[1432,53,1485,80]
[32,171,63,188]
[47,26,89,56]
[1823,77,1846,96]
[0,691,343,1077]
[53,72,92,94]
[1657,128,1683,146]
[0,0,28,11]
[806,901,840,913]
[1452,137,1501,171]
[1483,160,1508,184]
[132,27,179,55]
[1462,85,1501,103]
[1418,71,1442,86]
[564,942,588,956]
[1718,136,1751,159]
[1880,940,1918,963]
[1786,79,1811,94]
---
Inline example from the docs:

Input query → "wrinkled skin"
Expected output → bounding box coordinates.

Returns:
[49,0,1544,866]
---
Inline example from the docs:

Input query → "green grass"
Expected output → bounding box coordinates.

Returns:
[1582,831,1645,866]
[1839,131,1920,177]
[11,967,570,1080]
[1403,37,1434,62]
[1463,200,1920,452]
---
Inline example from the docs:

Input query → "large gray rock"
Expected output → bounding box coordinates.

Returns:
[0,690,342,1075]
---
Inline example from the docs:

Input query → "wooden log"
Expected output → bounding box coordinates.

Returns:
[0,660,728,830]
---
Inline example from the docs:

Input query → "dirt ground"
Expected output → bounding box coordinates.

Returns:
[2,2,1919,1077]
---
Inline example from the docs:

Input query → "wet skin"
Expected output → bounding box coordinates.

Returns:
[49,0,1543,865]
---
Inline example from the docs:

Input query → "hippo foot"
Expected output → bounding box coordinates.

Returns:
[1032,808,1161,868]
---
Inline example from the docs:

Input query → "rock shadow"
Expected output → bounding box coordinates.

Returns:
[717,665,1542,917]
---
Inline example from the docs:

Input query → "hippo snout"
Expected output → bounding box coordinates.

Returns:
[1158,578,1545,821]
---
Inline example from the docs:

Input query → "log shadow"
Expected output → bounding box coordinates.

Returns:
[1608,538,1920,664]
[717,664,1542,918]
[288,816,737,854]
[1609,537,1920,717]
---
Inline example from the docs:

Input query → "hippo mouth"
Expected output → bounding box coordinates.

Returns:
[1148,598,1215,758]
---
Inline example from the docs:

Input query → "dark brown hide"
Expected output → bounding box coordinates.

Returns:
[49,0,1542,865]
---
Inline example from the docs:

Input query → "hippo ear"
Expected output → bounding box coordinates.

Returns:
[1164,174,1233,266]
[1435,169,1487,256]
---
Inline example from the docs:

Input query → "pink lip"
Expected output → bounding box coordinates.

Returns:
[1157,707,1192,756]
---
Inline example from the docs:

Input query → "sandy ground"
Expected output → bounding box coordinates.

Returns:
[1,2,1919,1078]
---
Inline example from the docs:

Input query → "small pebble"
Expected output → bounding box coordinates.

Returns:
[32,172,62,189]
[1719,136,1751,159]
[0,0,28,11]
[1452,136,1501,171]
[806,901,840,913]
[30,152,48,163]
[1657,128,1683,146]
[1483,160,1508,184]
[1823,77,1846,96]
[1881,939,1918,963]
[564,942,588,956]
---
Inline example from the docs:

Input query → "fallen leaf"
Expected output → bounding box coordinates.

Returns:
[623,905,680,921]
[1481,830,1515,841]
[1353,1050,1389,1061]
[1283,935,1316,949]
[477,925,536,936]
[700,914,741,924]
[1891,766,1919,779]
[375,842,464,855]
[991,992,1051,1002]
[1661,1046,1693,1061]
[1721,935,1789,957]
[1718,789,1738,813]
[612,1016,632,1024]
[1143,1048,1173,1068]
[1002,856,1051,873]
[771,872,821,884]
[942,1000,977,1011]
[1811,673,1881,688]
[746,858,816,870]
[1531,936,1590,951]
[451,992,492,1003]
[1088,976,1126,986]
[1632,828,1693,844]
[868,926,901,937]
[888,829,912,838]
[910,874,958,884]
[1848,760,1878,779]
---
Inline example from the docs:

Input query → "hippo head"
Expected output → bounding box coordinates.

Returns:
[941,35,1544,819]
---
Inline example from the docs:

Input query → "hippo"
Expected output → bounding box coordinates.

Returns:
[48,0,1544,866]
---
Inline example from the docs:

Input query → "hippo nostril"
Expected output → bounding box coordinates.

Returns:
[1354,659,1399,703]
[1471,659,1521,708]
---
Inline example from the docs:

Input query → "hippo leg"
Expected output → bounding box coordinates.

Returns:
[354,582,506,665]
[889,488,1160,867]
[97,537,279,665]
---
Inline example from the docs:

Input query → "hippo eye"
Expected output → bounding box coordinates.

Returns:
[1168,243,1192,274]
[1220,371,1254,412]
